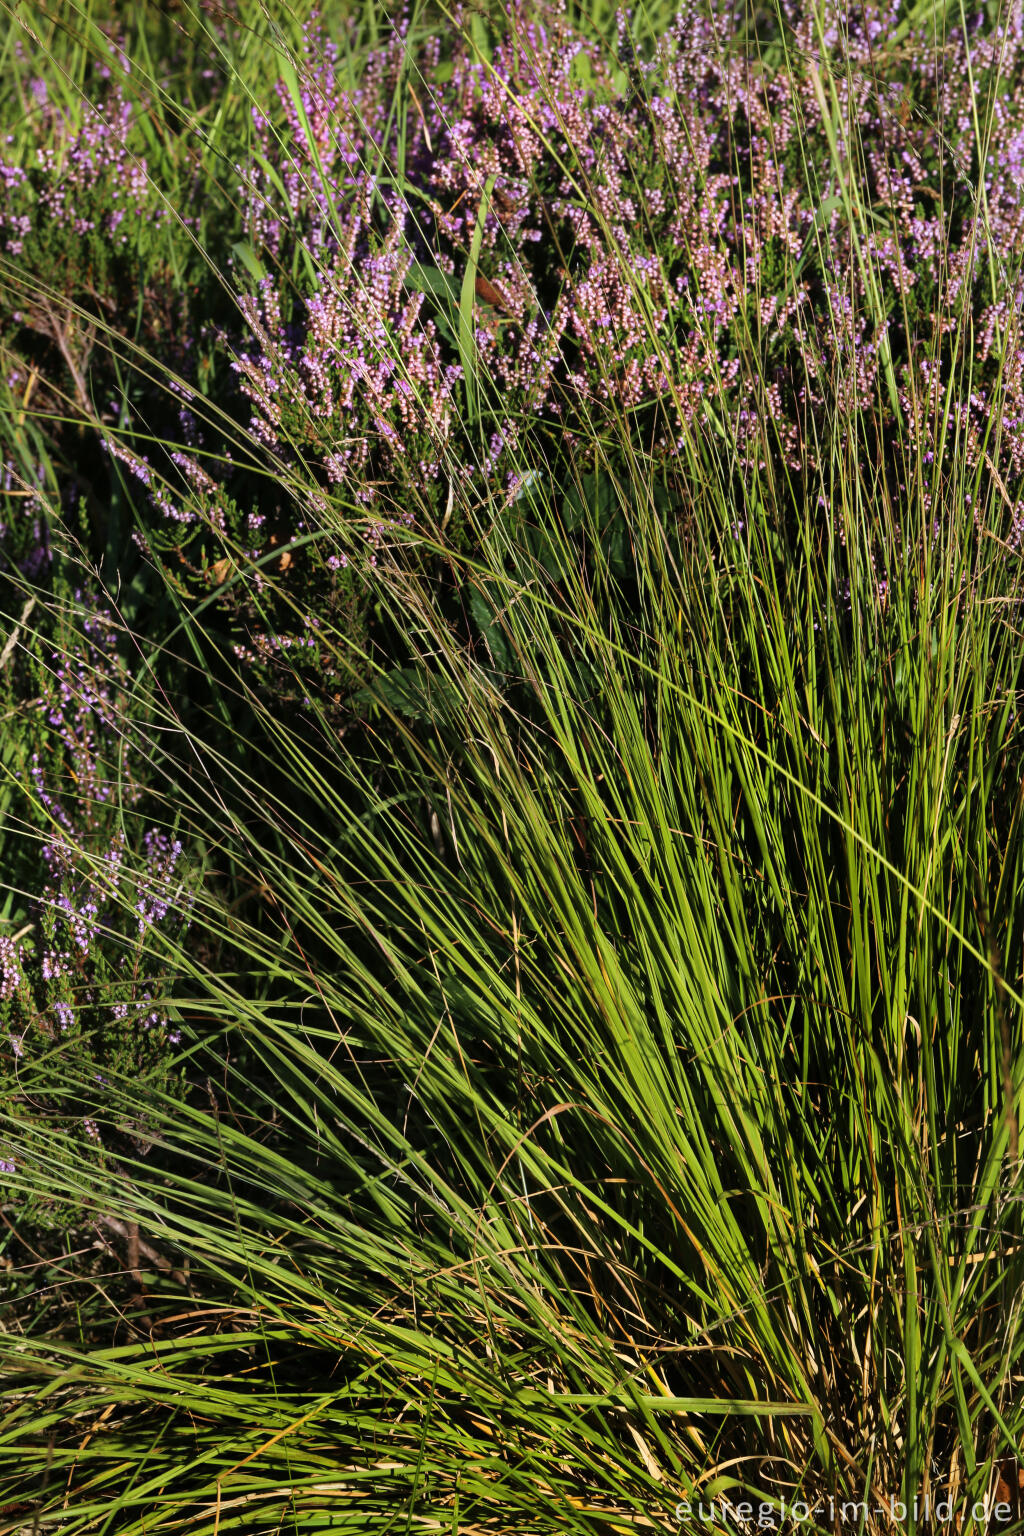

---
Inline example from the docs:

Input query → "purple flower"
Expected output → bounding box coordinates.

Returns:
[0,935,22,1000]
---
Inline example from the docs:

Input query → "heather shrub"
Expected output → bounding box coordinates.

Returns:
[0,79,159,296]
[100,0,1024,660]
[7,0,1024,694]
[0,552,193,1226]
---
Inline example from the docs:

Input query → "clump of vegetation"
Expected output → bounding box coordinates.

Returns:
[1,0,1024,1531]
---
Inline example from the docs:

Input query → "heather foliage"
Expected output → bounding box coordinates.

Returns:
[0,582,192,1223]
[1,0,1024,1531]
[10,0,1024,669]
[0,78,159,294]
[189,0,1024,548]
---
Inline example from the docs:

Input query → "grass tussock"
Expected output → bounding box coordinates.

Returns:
[1,0,1024,1531]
